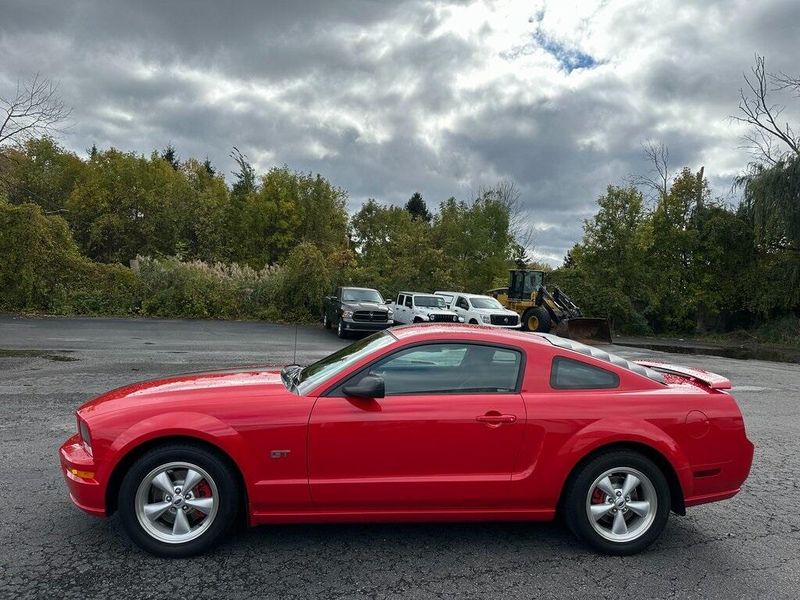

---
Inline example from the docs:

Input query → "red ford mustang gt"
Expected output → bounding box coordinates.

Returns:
[60,325,753,557]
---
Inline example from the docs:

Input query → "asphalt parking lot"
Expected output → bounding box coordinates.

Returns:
[1,315,798,599]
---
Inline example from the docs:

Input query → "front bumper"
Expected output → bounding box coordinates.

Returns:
[59,433,106,517]
[341,319,393,333]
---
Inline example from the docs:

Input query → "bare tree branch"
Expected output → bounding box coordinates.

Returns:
[632,140,670,199]
[0,74,71,147]
[732,54,800,163]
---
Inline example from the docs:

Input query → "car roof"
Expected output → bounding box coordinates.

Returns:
[341,286,379,291]
[387,326,665,384]
[399,291,440,296]
[389,323,550,345]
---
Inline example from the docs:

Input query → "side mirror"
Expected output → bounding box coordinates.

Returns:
[342,375,385,399]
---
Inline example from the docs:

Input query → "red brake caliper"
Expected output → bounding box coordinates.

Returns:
[591,487,606,504]
[192,481,212,516]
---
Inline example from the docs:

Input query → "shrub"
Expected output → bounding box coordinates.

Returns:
[135,256,290,320]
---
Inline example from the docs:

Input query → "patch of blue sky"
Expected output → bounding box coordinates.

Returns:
[532,30,600,73]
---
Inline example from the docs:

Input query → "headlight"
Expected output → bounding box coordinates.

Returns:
[77,416,92,456]
[481,315,490,323]
[341,310,353,319]
[387,309,393,317]
[458,316,465,322]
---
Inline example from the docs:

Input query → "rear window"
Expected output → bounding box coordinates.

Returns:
[550,357,619,389]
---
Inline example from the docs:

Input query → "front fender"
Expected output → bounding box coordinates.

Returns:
[102,411,254,497]
[551,418,694,503]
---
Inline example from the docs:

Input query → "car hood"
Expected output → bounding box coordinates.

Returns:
[342,302,389,311]
[471,307,516,315]
[77,367,288,417]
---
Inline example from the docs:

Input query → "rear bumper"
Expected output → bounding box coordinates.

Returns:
[341,319,392,332]
[685,437,754,507]
[59,433,106,517]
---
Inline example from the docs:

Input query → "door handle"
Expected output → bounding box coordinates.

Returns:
[476,413,517,424]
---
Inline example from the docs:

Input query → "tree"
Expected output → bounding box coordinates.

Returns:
[430,191,516,292]
[161,143,180,170]
[0,74,70,147]
[1,137,85,213]
[733,54,800,164]
[230,147,256,199]
[633,140,671,200]
[65,148,195,263]
[404,192,431,222]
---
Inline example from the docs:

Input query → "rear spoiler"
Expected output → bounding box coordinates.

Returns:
[635,361,731,390]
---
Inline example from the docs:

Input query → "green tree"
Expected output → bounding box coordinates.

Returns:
[1,137,85,213]
[66,148,194,263]
[430,191,516,293]
[405,192,431,222]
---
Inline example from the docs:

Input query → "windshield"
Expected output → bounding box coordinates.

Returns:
[341,288,384,303]
[469,297,503,309]
[296,331,394,395]
[414,296,446,308]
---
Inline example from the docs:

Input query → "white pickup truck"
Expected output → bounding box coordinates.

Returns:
[391,291,463,325]
[434,291,521,328]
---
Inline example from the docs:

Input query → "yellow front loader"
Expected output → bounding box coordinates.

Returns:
[487,269,612,343]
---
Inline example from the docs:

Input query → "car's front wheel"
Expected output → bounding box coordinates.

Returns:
[563,450,670,555]
[118,444,239,557]
[337,319,348,338]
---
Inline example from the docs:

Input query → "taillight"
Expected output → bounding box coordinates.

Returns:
[77,416,92,456]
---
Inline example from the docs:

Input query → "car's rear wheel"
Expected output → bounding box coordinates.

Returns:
[119,444,239,557]
[563,450,670,555]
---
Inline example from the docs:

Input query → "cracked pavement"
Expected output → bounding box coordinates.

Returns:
[0,315,798,599]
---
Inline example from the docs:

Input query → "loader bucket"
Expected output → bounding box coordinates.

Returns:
[558,317,612,344]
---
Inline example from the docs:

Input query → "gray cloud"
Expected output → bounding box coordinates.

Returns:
[1,0,797,264]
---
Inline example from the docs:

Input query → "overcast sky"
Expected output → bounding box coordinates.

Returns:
[2,0,799,264]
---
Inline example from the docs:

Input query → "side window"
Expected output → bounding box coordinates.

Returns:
[550,357,619,389]
[397,294,404,306]
[456,297,470,310]
[405,296,413,308]
[332,343,523,396]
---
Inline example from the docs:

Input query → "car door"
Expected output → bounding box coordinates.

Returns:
[307,342,526,509]
[452,296,471,322]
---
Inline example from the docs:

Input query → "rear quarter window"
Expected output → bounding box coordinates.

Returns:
[550,356,619,389]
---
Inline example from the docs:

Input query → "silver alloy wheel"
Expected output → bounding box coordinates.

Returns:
[585,466,657,543]
[323,314,328,327]
[134,461,219,544]
[337,320,343,336]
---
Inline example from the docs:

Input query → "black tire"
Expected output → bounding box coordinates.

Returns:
[563,450,670,556]
[413,317,424,323]
[118,443,240,558]
[336,319,348,338]
[323,312,331,329]
[469,319,479,325]
[522,306,551,332]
